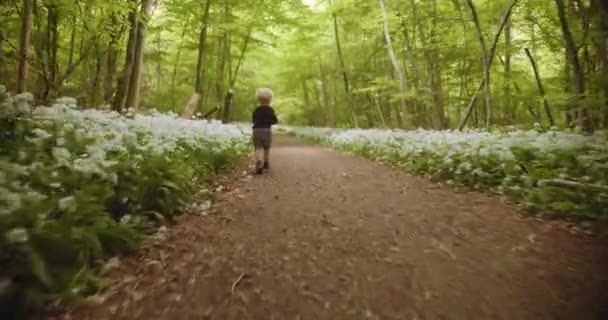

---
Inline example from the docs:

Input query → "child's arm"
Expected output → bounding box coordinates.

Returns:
[270,107,278,125]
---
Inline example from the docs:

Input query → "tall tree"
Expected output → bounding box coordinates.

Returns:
[329,0,358,127]
[459,0,519,130]
[113,0,138,111]
[194,0,213,98]
[379,0,407,125]
[125,0,154,109]
[554,0,591,132]
[17,0,33,93]
[465,0,492,127]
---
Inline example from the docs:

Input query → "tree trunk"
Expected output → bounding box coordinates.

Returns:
[459,0,519,130]
[222,30,251,124]
[379,0,408,122]
[46,4,59,97]
[103,14,122,104]
[91,42,103,106]
[221,89,233,123]
[318,54,334,126]
[216,33,228,110]
[170,17,190,106]
[17,0,33,93]
[112,0,138,111]
[428,0,447,129]
[524,48,555,126]
[465,0,492,127]
[124,0,154,109]
[0,28,4,81]
[504,16,512,122]
[194,0,213,96]
[555,0,591,132]
[329,0,358,127]
[302,80,311,107]
[370,93,388,127]
[67,16,76,70]
[591,0,608,128]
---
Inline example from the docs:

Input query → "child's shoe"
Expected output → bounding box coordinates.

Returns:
[255,161,263,174]
[263,161,270,170]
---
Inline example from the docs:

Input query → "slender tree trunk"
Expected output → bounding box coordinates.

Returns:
[46,4,59,97]
[125,0,154,109]
[216,33,228,110]
[311,77,326,123]
[329,0,358,127]
[318,54,334,126]
[465,0,492,127]
[222,30,252,124]
[524,48,555,126]
[103,14,122,104]
[428,0,447,129]
[17,0,33,93]
[67,16,76,69]
[194,0,213,96]
[91,42,103,106]
[398,10,421,92]
[112,0,138,111]
[591,0,608,128]
[504,16,512,122]
[459,0,519,130]
[170,17,190,106]
[155,32,161,92]
[555,0,591,132]
[0,28,4,81]
[379,0,407,123]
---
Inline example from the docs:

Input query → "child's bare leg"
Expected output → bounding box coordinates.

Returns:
[263,148,270,163]
[255,149,264,163]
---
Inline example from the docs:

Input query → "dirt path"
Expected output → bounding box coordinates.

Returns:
[63,135,608,320]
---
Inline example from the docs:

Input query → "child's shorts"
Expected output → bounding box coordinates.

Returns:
[252,128,272,150]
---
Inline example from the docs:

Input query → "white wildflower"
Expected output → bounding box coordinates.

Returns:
[58,196,77,212]
[5,228,29,243]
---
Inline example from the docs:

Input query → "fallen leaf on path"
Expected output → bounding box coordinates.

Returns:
[527,233,536,244]
[101,257,121,275]
[231,272,246,295]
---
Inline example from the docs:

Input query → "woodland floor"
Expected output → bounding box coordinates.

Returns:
[57,134,608,320]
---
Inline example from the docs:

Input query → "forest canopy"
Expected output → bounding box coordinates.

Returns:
[1,0,607,130]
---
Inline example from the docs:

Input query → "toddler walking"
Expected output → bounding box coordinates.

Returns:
[251,88,278,174]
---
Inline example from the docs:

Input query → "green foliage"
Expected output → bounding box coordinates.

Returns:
[0,89,249,311]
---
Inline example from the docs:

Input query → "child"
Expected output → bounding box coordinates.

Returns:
[252,88,278,174]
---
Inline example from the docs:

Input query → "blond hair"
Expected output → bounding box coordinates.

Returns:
[256,88,273,106]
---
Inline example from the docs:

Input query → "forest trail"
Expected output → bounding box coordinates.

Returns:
[63,135,608,320]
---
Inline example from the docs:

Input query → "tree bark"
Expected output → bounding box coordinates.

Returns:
[329,0,358,127]
[91,42,103,106]
[379,0,407,122]
[112,0,138,111]
[124,0,154,109]
[17,0,33,93]
[458,0,519,130]
[103,14,123,104]
[524,48,555,126]
[222,30,251,124]
[591,0,608,128]
[504,16,512,122]
[318,54,334,126]
[46,4,59,96]
[465,0,492,127]
[67,15,76,70]
[194,0,213,96]
[170,17,191,106]
[554,0,591,132]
